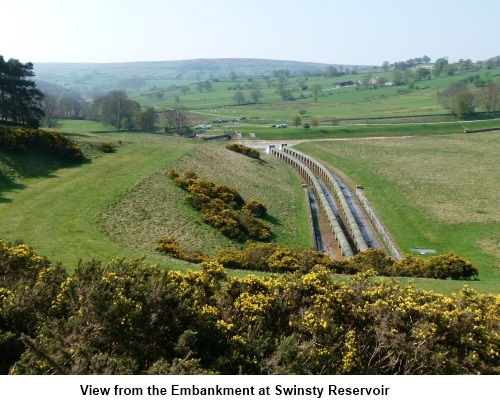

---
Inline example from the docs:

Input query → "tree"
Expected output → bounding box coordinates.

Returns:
[0,56,45,128]
[382,61,390,72]
[41,93,59,128]
[479,80,500,113]
[279,88,293,101]
[324,66,339,78]
[58,95,87,119]
[361,74,372,89]
[438,82,475,116]
[93,90,140,129]
[331,116,339,126]
[233,91,246,105]
[291,115,301,128]
[432,57,448,77]
[230,71,238,82]
[137,106,158,133]
[163,106,190,135]
[299,109,307,116]
[413,67,431,81]
[453,92,475,116]
[391,70,403,85]
[459,59,474,73]
[249,88,263,104]
[310,84,322,98]
[402,69,412,84]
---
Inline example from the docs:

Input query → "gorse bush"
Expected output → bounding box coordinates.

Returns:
[1,238,498,375]
[348,249,479,280]
[242,199,267,218]
[158,238,479,281]
[168,170,271,242]
[225,143,260,159]
[0,125,83,162]
[97,141,115,153]
[155,237,209,263]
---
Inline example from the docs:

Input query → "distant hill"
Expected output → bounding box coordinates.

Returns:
[33,58,367,98]
[35,80,83,99]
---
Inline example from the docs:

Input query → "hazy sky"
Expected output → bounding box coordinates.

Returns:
[2,0,499,65]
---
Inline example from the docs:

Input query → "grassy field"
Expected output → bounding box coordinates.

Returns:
[295,131,500,294]
[0,122,311,272]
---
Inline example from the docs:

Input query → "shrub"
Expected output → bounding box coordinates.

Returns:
[267,246,301,273]
[2,239,496,375]
[169,170,270,243]
[155,237,209,263]
[242,200,267,218]
[0,125,83,162]
[347,249,394,274]
[424,252,479,280]
[225,143,260,159]
[238,211,271,241]
[98,141,115,153]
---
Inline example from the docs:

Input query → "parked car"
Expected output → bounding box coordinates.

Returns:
[277,123,288,128]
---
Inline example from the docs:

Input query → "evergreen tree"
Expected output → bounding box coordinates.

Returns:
[0,56,44,128]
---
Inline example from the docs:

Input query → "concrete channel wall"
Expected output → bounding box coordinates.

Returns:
[268,145,403,259]
[269,147,355,259]
[281,147,370,253]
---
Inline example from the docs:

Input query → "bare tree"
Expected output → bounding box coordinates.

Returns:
[42,93,59,128]
[163,107,189,135]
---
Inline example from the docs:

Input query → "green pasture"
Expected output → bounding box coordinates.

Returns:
[136,67,500,125]
[295,132,500,294]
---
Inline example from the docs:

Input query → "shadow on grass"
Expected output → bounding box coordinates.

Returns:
[263,213,281,225]
[0,150,91,203]
[0,171,26,202]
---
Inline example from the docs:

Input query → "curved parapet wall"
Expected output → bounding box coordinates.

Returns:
[270,147,354,258]
[282,147,370,253]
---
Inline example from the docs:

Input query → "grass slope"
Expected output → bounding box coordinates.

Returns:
[96,141,311,257]
[0,124,311,271]
[0,132,195,270]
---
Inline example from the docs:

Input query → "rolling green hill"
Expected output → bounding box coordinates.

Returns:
[33,58,360,98]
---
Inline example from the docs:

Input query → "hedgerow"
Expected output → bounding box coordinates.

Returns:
[0,125,83,162]
[158,237,479,281]
[1,238,498,375]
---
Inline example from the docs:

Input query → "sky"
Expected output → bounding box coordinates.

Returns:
[1,0,499,66]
